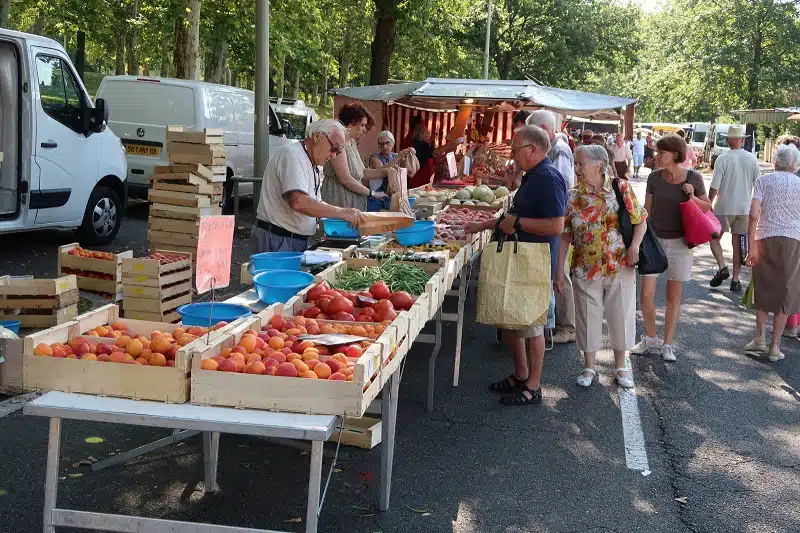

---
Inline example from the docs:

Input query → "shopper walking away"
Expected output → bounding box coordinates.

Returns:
[675,129,698,169]
[557,145,648,388]
[527,110,576,343]
[708,125,761,293]
[610,134,633,179]
[633,134,713,362]
[466,125,567,405]
[744,144,800,362]
[632,131,646,177]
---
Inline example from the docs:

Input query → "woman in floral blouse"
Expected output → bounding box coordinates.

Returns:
[556,144,648,388]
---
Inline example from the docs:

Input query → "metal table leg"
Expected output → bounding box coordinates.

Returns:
[91,429,200,471]
[305,440,324,533]
[379,371,400,511]
[426,309,442,412]
[233,180,241,221]
[452,264,467,387]
[43,418,61,533]
[203,431,220,493]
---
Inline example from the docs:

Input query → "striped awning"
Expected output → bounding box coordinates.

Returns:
[731,108,800,124]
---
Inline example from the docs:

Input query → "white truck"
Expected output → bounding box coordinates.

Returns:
[0,29,128,244]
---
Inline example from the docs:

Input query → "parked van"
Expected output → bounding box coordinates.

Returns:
[270,97,318,140]
[0,29,127,244]
[704,123,741,167]
[687,122,710,153]
[96,76,290,198]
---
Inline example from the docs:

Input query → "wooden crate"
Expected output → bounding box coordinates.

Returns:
[124,292,192,314]
[148,230,200,248]
[153,163,216,182]
[0,275,80,328]
[0,338,25,395]
[121,253,192,285]
[166,127,223,145]
[190,312,408,417]
[148,217,200,235]
[169,151,226,167]
[22,304,194,402]
[150,203,221,220]
[328,416,382,449]
[167,141,225,157]
[57,243,131,300]
[152,178,224,196]
[148,189,215,208]
[122,252,193,322]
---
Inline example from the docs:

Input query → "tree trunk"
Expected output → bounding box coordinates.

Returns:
[75,31,86,81]
[278,54,286,98]
[495,50,512,80]
[160,33,170,77]
[126,0,140,75]
[31,9,46,35]
[207,38,228,83]
[746,16,764,109]
[292,66,300,99]
[0,0,10,29]
[115,33,125,75]
[369,0,398,85]
[174,0,202,80]
[230,68,239,87]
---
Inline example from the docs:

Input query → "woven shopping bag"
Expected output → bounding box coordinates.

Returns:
[741,277,755,309]
[476,233,551,329]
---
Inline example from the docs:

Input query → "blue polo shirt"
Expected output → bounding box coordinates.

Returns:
[509,156,567,279]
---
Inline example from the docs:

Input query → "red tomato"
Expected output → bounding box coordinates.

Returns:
[317,296,334,314]
[304,306,321,318]
[333,312,355,322]
[345,293,359,307]
[356,314,373,322]
[295,309,307,317]
[376,307,398,322]
[306,282,330,303]
[389,291,414,311]
[374,299,394,315]
[317,313,329,320]
[369,281,391,300]
[328,296,355,315]
[357,291,377,307]
[360,307,376,319]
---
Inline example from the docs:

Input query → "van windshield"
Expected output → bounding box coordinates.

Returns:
[716,133,728,148]
[692,131,706,143]
[101,81,196,127]
[277,112,306,140]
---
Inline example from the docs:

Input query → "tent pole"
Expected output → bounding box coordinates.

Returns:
[483,0,492,79]
[254,0,270,181]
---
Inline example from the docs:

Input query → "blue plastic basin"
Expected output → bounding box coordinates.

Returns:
[176,303,251,327]
[253,269,316,304]
[394,220,435,246]
[0,320,20,335]
[321,218,359,239]
[249,252,302,274]
[409,197,416,208]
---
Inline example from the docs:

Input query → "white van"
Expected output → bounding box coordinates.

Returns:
[270,97,318,140]
[0,29,127,244]
[96,76,289,198]
[705,123,741,167]
[687,122,710,153]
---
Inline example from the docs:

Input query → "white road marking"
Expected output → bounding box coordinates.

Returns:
[619,354,650,472]
[0,392,41,419]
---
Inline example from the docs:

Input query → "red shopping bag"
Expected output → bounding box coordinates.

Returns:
[680,200,721,248]
[787,313,800,328]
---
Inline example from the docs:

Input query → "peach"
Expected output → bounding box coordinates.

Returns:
[232,346,248,356]
[326,359,341,373]
[231,353,246,371]
[314,363,332,379]
[166,360,176,367]
[109,352,126,363]
[115,335,131,347]
[299,370,318,379]
[286,353,302,362]
[66,354,78,359]
[263,357,279,368]
[329,372,346,381]
[135,357,150,365]
[306,325,320,335]
[96,343,114,355]
[111,321,127,331]
[266,328,282,337]
[244,329,259,337]
[268,336,285,350]
[211,355,226,365]
[69,336,87,349]
[245,353,262,364]
[280,347,293,355]
[247,361,266,375]
[86,330,100,337]
[238,335,257,353]
[151,353,167,367]
[150,336,171,354]
[51,346,67,358]
[73,343,91,356]
[254,337,267,350]
[218,358,238,372]
[264,365,277,375]
[126,339,143,357]
[345,345,362,358]
[285,335,298,344]
[269,316,286,330]
[291,359,309,373]
[81,353,98,361]
[166,345,179,361]
[262,346,275,357]
[305,359,320,369]
[34,343,53,356]
[214,321,228,330]
[97,353,110,362]
[276,362,298,377]
[271,352,287,364]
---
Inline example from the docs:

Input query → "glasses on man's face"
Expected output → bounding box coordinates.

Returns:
[322,133,342,155]
[511,143,535,154]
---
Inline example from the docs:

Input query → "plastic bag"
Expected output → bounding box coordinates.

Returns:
[681,201,721,248]
[741,278,755,309]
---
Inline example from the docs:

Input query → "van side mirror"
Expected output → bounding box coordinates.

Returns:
[85,98,108,137]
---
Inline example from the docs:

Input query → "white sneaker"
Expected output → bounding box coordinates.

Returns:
[661,344,677,362]
[744,338,767,353]
[767,349,785,362]
[782,327,798,339]
[631,336,661,355]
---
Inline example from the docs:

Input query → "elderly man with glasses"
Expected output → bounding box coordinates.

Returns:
[251,119,365,253]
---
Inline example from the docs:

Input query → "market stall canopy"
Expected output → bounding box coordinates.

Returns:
[330,78,636,119]
[732,108,800,124]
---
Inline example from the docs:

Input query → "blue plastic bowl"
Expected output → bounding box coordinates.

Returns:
[249,252,302,274]
[321,218,359,239]
[0,320,20,335]
[253,269,316,304]
[176,303,251,327]
[395,220,435,246]
[409,197,416,208]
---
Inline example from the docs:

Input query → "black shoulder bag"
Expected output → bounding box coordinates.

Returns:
[611,178,668,275]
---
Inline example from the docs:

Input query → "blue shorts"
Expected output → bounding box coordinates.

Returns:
[633,153,644,166]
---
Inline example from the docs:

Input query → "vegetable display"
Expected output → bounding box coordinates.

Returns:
[436,208,495,241]
[333,263,431,296]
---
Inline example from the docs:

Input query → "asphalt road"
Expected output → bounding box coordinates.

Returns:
[0,179,797,533]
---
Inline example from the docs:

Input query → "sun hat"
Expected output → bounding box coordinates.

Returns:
[722,125,748,139]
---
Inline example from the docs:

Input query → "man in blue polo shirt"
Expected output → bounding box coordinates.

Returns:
[467,125,567,405]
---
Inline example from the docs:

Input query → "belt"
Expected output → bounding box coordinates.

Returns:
[256,219,311,240]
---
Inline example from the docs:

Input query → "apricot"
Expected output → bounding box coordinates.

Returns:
[345,374,354,381]
[326,359,341,373]
[301,351,319,362]
[166,345,178,360]
[172,327,186,339]
[97,353,110,362]
[247,361,266,375]
[232,346,248,356]
[291,359,309,373]
[66,354,78,359]
[123,353,135,363]
[109,352,126,363]
[298,340,315,352]
[329,372,346,381]
[285,328,301,336]
[286,352,302,362]
[86,330,100,337]
[293,316,307,328]
[263,357,279,368]
[218,358,238,372]
[351,326,367,337]
[245,353,262,364]
[314,363,332,379]
[340,367,353,377]
[151,353,167,367]
[135,357,150,365]
[345,345,362,358]
[186,326,206,336]
[220,348,233,359]
[299,370,318,379]
[34,343,53,356]
[332,353,348,364]
[306,325,320,335]
[166,360,176,367]
[264,365,277,375]
[305,359,320,370]
[111,321,127,331]
[269,315,286,330]
[276,362,298,377]
[52,346,67,358]
[126,339,143,357]
[211,355,226,365]
[139,349,152,362]
[201,358,219,370]
[268,337,285,350]
[150,330,163,339]
[254,337,267,350]
[238,335,257,353]
[95,326,109,337]
[81,353,98,361]
[115,335,131,348]
[316,346,330,355]
[69,336,87,349]
[231,353,246,371]
[244,329,259,337]
[271,352,287,364]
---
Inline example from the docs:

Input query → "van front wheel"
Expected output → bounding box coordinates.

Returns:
[77,186,122,245]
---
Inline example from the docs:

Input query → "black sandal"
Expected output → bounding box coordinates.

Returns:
[499,386,542,406]
[489,374,525,393]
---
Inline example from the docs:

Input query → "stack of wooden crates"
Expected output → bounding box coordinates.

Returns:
[0,275,79,329]
[121,252,193,323]
[57,243,132,302]
[147,127,227,260]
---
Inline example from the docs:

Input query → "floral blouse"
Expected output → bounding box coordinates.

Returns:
[564,176,647,280]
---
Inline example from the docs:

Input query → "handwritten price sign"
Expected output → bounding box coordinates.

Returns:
[196,215,235,294]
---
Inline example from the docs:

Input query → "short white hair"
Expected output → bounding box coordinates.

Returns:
[575,144,611,176]
[555,132,569,145]
[774,144,800,173]
[526,110,557,135]
[305,119,345,139]
[516,125,551,154]
[377,130,395,144]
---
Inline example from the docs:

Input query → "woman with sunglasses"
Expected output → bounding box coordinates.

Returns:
[321,104,393,212]
[367,130,398,211]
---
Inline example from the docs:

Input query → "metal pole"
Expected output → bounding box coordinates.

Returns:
[482,0,493,79]
[254,0,270,181]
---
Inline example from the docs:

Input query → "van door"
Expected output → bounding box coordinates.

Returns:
[232,92,254,177]
[205,89,239,175]
[31,50,98,226]
[0,40,20,218]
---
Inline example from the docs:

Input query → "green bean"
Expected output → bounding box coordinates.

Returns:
[332,261,432,295]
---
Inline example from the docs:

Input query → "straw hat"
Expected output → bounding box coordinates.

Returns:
[722,125,748,139]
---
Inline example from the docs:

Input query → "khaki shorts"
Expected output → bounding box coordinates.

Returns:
[642,237,694,282]
[573,267,637,352]
[716,214,748,235]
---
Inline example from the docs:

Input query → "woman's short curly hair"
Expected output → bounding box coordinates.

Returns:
[656,134,687,164]
[338,103,375,130]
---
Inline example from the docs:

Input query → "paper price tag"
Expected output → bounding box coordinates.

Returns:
[196,215,235,294]
[446,152,457,178]
[463,156,471,176]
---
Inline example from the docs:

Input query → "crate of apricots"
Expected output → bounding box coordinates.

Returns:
[23,304,230,403]
[190,309,409,416]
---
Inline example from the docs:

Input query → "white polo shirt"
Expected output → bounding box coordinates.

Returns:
[710,148,761,216]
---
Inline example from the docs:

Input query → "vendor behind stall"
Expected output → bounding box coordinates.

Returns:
[367,130,398,211]
[251,119,365,254]
[322,104,392,212]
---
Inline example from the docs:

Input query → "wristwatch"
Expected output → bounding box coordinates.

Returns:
[369,190,374,198]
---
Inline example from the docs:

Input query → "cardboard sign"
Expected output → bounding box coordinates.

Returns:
[463,156,471,176]
[195,215,235,294]
[446,152,457,178]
